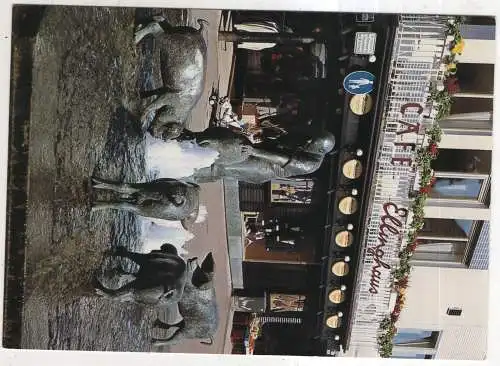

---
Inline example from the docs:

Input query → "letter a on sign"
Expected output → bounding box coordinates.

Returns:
[343,71,376,95]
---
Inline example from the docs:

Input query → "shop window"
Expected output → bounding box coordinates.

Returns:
[459,23,496,40]
[455,63,494,94]
[439,113,492,134]
[270,178,315,204]
[269,293,306,312]
[431,149,491,175]
[412,239,466,264]
[414,219,480,267]
[463,16,496,26]
[430,177,483,200]
[450,97,493,115]
[242,212,316,263]
[429,149,491,205]
[391,354,433,359]
[419,218,473,238]
[393,329,440,349]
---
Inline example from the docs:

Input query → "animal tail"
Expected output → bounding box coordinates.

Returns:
[197,19,209,33]
[200,336,213,345]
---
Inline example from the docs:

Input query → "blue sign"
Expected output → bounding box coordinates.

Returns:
[343,70,376,95]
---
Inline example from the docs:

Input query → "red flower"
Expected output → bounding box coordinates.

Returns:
[391,312,400,323]
[409,241,418,252]
[419,186,432,194]
[428,143,438,156]
[444,76,461,95]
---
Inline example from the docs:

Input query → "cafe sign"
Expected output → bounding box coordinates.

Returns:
[367,102,423,294]
[368,202,408,294]
[348,103,429,340]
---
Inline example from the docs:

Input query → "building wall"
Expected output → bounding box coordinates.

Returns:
[344,16,493,359]
[397,266,488,360]
[434,327,487,360]
[398,266,488,328]
[439,132,492,151]
[455,39,496,64]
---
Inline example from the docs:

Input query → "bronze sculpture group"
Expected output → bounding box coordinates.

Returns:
[90,15,336,348]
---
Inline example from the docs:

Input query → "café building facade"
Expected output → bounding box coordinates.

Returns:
[340,15,493,360]
[221,13,493,359]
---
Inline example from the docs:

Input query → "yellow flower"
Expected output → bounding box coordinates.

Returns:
[451,39,465,55]
[446,62,457,75]
[398,294,406,306]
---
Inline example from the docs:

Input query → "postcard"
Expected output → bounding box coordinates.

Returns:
[3,4,494,361]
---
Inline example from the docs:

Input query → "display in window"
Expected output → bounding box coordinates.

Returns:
[270,178,314,204]
[269,293,306,312]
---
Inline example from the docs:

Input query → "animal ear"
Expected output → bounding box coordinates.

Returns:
[160,243,178,256]
[187,182,200,189]
[200,252,214,273]
[191,252,215,289]
[180,180,200,190]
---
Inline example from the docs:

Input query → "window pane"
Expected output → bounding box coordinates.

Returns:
[431,149,492,174]
[420,218,472,239]
[455,63,494,94]
[455,219,474,235]
[450,97,493,115]
[415,239,466,255]
[415,220,477,265]
[430,178,482,200]
[463,16,496,26]
[394,330,432,344]
[411,251,463,263]
[393,329,439,349]
[392,354,429,359]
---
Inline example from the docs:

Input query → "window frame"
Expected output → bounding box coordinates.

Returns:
[426,172,490,205]
[412,218,483,268]
[392,329,442,358]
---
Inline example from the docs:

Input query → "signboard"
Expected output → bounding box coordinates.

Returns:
[343,71,376,95]
[233,296,266,312]
[354,32,377,55]
[269,293,305,312]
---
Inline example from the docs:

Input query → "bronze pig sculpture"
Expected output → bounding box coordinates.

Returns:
[91,177,200,229]
[151,252,218,347]
[93,244,189,306]
[135,16,208,140]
